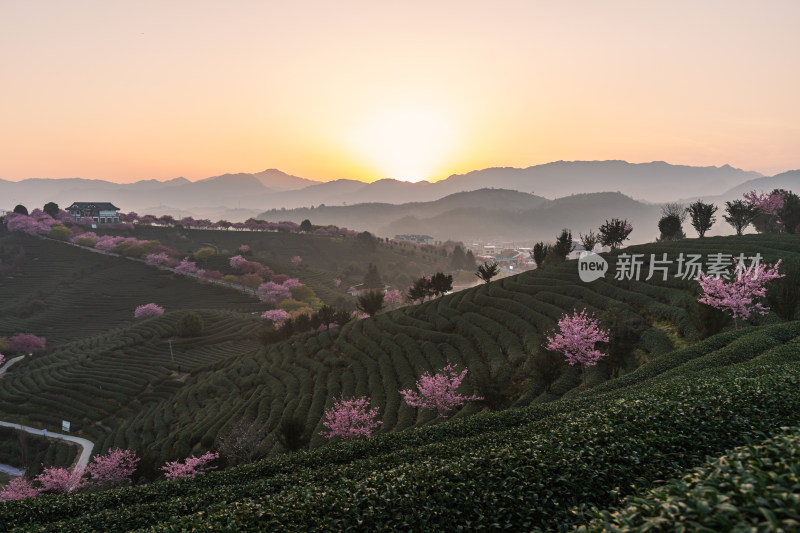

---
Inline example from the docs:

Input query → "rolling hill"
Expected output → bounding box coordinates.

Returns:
[258,189,664,243]
[2,160,775,222]
[0,232,264,347]
[1,233,797,470]
[0,226,459,347]
[2,315,799,530]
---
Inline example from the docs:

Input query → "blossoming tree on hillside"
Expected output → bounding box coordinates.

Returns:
[262,309,290,326]
[161,452,219,479]
[546,309,609,385]
[320,396,382,440]
[697,258,784,328]
[8,334,46,354]
[134,303,164,319]
[400,363,483,417]
[84,448,140,488]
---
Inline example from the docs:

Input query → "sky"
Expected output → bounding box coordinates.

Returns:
[1,1,799,183]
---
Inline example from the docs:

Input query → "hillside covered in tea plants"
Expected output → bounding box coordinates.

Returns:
[0,224,461,347]
[2,318,799,531]
[0,234,797,472]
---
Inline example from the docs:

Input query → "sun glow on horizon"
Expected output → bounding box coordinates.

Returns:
[348,104,458,183]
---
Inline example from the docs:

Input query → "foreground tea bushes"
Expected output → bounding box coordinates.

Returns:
[580,426,800,532]
[2,323,799,531]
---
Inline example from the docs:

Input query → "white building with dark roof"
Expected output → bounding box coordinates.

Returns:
[65,202,120,225]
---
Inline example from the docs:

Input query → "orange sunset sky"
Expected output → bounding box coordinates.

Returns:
[1,1,799,184]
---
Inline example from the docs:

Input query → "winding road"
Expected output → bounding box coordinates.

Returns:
[0,422,95,473]
[1,357,96,474]
[0,355,26,375]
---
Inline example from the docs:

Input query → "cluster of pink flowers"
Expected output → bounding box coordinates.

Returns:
[546,309,609,367]
[0,448,139,501]
[334,278,342,287]
[256,278,301,304]
[320,396,382,440]
[290,255,302,265]
[261,309,290,325]
[134,303,165,319]
[82,448,140,488]
[229,254,249,270]
[93,235,149,252]
[198,269,223,281]
[383,289,403,304]
[0,448,220,501]
[8,333,47,354]
[697,259,784,322]
[145,252,170,266]
[238,244,250,253]
[174,259,199,275]
[5,212,58,235]
[400,363,482,416]
[744,190,785,216]
[320,363,483,440]
[161,451,219,479]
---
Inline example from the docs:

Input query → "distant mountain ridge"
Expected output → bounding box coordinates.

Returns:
[0,161,787,223]
[257,188,665,244]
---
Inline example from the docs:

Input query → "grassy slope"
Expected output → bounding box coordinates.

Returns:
[0,233,798,530]
[0,232,264,346]
[129,225,453,303]
[0,235,797,465]
[2,321,799,531]
[0,309,262,450]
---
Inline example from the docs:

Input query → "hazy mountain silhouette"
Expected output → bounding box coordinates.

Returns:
[257,189,663,244]
[435,161,761,201]
[0,161,773,224]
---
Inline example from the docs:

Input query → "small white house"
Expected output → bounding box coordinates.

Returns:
[66,202,121,225]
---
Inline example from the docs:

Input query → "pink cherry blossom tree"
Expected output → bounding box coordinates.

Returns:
[400,363,483,417]
[238,244,250,254]
[229,255,248,270]
[134,303,164,319]
[94,235,119,251]
[144,252,169,266]
[697,259,784,328]
[36,466,85,493]
[383,289,403,305]
[8,334,46,354]
[83,448,139,488]
[546,309,609,385]
[744,190,785,216]
[145,252,170,266]
[262,309,290,326]
[291,255,302,265]
[0,354,5,366]
[0,477,40,501]
[161,451,219,479]
[229,255,264,274]
[256,281,293,304]
[174,258,199,275]
[320,396,382,440]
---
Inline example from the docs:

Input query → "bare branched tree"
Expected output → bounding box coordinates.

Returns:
[215,417,267,465]
[661,202,687,222]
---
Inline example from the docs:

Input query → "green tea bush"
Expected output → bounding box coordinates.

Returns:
[580,426,800,532]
